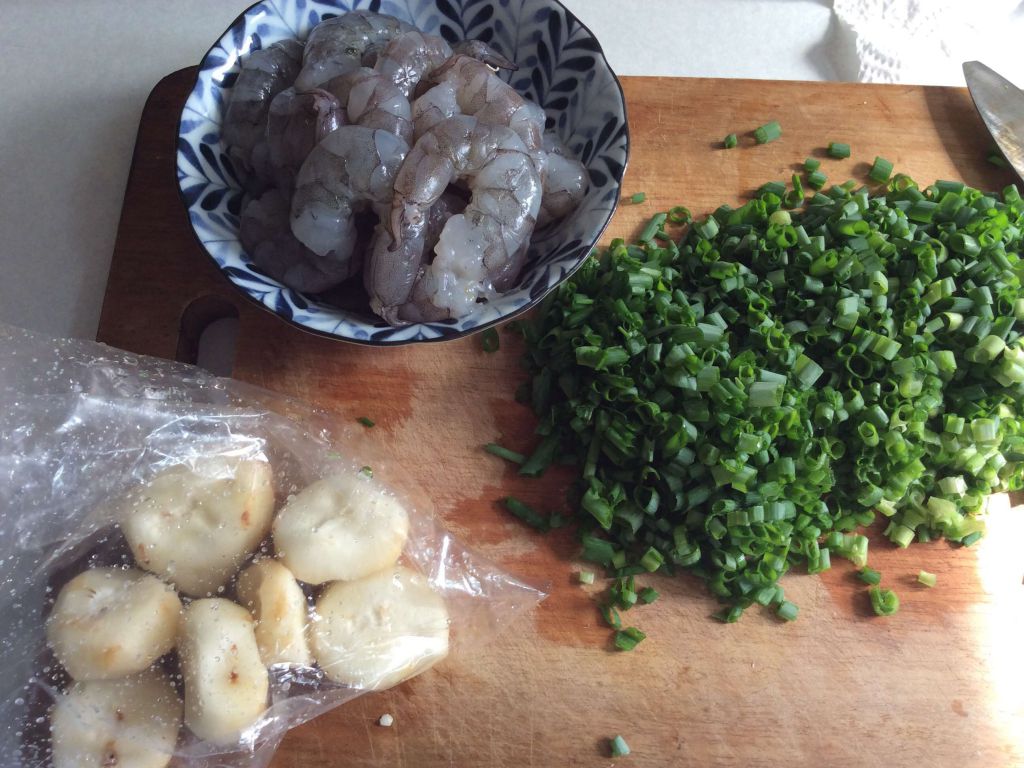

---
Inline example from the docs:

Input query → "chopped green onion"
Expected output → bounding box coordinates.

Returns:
[629,192,646,204]
[614,626,646,651]
[827,141,851,158]
[776,600,799,621]
[484,442,526,464]
[723,133,738,149]
[869,586,900,616]
[519,434,559,477]
[804,157,821,172]
[639,547,665,572]
[359,465,373,479]
[639,586,660,604]
[858,567,882,585]
[480,327,500,353]
[512,173,1021,634]
[502,496,550,531]
[807,169,827,189]
[601,603,622,628]
[579,570,595,585]
[610,735,631,757]
[667,206,692,224]
[869,156,894,183]
[755,120,782,144]
[357,417,375,428]
[917,570,937,587]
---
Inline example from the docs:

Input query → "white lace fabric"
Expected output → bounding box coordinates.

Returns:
[832,0,1024,85]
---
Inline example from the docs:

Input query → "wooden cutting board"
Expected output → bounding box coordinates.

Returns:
[98,69,1024,767]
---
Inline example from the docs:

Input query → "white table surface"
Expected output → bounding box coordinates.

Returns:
[0,0,1010,342]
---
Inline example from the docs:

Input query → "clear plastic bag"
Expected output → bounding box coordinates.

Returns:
[0,324,544,767]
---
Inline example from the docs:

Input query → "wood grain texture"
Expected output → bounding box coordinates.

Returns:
[98,69,1024,767]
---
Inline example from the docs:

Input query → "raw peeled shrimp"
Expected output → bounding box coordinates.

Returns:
[223,40,304,173]
[363,191,466,304]
[410,80,458,141]
[241,189,354,292]
[266,87,344,192]
[322,68,413,144]
[419,54,544,156]
[374,31,517,98]
[290,125,408,274]
[367,115,542,324]
[538,132,588,226]
[296,11,414,90]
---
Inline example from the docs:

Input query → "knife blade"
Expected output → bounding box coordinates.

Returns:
[963,60,1024,180]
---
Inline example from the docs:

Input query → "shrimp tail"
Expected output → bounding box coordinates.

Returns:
[452,40,519,71]
[366,226,428,325]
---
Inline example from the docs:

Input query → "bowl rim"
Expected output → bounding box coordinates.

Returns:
[176,0,631,346]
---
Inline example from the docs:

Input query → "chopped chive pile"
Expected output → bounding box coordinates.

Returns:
[724,133,738,149]
[755,121,782,145]
[509,164,1024,628]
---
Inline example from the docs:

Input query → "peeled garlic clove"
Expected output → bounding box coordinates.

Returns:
[311,566,449,690]
[178,598,269,746]
[121,458,275,597]
[236,559,311,666]
[46,567,181,681]
[273,471,409,584]
[50,669,182,768]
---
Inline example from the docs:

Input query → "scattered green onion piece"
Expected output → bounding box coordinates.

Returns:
[723,133,738,149]
[357,417,375,428]
[579,570,595,585]
[869,586,900,616]
[755,120,782,144]
[667,206,692,224]
[502,497,550,531]
[519,434,559,477]
[601,603,622,628]
[481,327,500,353]
[807,169,827,189]
[484,442,526,465]
[359,466,373,479]
[858,567,882,585]
[827,141,851,158]
[610,736,631,757]
[917,570,937,587]
[988,148,1010,168]
[614,626,646,651]
[776,600,799,621]
[630,192,646,204]
[639,587,660,604]
[869,156,894,183]
[804,157,821,172]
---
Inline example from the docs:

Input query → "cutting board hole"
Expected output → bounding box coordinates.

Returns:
[176,295,239,377]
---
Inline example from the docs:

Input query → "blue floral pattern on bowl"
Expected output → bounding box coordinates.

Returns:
[177,0,629,345]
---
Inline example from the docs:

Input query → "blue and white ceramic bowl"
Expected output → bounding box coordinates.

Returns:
[177,0,629,345]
